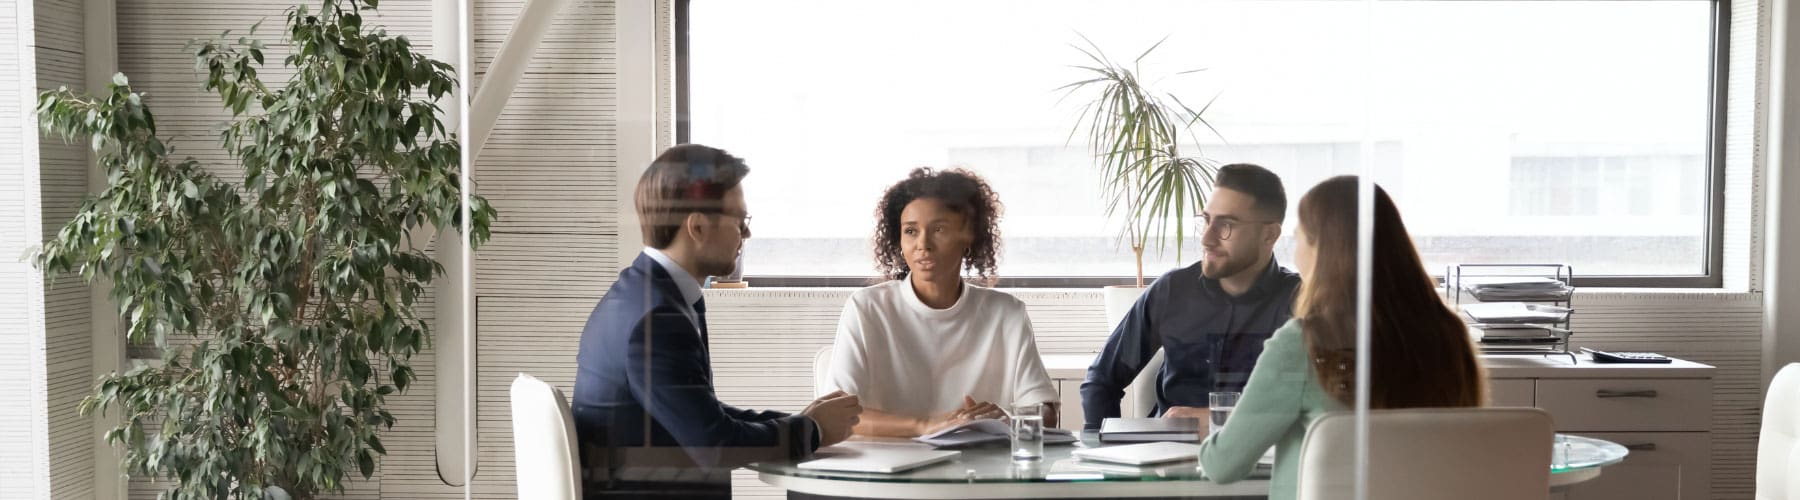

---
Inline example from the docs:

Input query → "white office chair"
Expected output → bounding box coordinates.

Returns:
[813,345,835,397]
[1127,349,1165,418]
[1758,363,1800,500]
[1298,408,1553,500]
[510,373,581,500]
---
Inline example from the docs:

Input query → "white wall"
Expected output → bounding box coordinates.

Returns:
[0,0,53,497]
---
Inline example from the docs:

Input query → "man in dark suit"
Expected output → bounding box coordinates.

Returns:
[573,144,862,498]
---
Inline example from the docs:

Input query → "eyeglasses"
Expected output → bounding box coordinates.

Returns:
[1198,214,1276,241]
[715,210,752,235]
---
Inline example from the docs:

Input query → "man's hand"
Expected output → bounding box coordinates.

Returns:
[1162,405,1212,434]
[801,391,863,447]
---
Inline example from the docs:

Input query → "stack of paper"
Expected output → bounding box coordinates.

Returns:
[912,418,1076,448]
[1468,324,1566,352]
[1458,277,1573,301]
[1461,302,1572,324]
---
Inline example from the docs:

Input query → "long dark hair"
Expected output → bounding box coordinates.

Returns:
[1294,176,1485,408]
[872,167,1004,284]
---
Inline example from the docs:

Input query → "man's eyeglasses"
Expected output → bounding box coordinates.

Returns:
[715,210,752,235]
[1198,214,1276,241]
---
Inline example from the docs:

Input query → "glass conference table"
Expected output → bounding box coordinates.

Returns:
[750,432,1628,499]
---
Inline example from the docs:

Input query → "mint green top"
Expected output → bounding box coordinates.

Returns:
[1198,318,1342,500]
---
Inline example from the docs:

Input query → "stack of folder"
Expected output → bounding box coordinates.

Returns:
[1457,277,1573,302]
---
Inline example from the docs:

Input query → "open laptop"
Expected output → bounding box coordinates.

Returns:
[797,448,960,474]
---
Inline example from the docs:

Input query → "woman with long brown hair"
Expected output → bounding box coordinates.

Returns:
[1197,175,1486,500]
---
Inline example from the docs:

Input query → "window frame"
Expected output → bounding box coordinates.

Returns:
[674,0,1730,288]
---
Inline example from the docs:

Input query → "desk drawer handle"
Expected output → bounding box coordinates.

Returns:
[1596,389,1659,398]
[1622,443,1658,452]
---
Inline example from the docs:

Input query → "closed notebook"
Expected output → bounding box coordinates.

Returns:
[1099,417,1202,442]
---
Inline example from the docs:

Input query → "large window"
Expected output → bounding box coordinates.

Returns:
[683,0,1722,286]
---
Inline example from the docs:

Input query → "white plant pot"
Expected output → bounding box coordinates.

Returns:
[1102,285,1149,331]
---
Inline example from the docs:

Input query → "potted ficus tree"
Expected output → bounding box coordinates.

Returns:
[1059,35,1222,326]
[33,0,494,498]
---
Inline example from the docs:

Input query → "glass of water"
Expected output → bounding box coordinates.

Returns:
[1208,392,1240,439]
[1010,403,1045,462]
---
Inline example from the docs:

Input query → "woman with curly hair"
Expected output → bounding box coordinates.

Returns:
[823,167,1060,438]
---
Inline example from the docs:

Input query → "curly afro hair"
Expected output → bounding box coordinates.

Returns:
[873,167,1005,284]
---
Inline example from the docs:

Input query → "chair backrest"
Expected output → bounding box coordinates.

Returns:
[1127,349,1165,418]
[1759,363,1800,500]
[1298,408,1553,500]
[813,346,834,398]
[510,373,581,500]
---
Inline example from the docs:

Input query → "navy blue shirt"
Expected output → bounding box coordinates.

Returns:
[1080,258,1301,429]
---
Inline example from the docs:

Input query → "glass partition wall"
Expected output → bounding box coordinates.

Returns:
[466,0,1717,498]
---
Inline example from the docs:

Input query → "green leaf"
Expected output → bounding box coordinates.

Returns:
[356,450,374,479]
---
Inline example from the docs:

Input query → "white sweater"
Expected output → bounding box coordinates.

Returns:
[825,279,1059,417]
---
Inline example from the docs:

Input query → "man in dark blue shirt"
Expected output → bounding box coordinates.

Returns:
[1082,164,1301,430]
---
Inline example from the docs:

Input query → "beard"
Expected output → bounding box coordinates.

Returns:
[1201,252,1257,280]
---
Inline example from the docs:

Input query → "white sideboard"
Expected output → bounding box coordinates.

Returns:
[1042,353,1715,500]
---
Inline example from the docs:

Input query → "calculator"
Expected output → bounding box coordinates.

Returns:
[1581,347,1672,364]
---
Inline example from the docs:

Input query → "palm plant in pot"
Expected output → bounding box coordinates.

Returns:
[33,0,494,497]
[1059,36,1221,327]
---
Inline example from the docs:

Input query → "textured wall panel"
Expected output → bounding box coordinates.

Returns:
[457,0,618,496]
[34,0,94,497]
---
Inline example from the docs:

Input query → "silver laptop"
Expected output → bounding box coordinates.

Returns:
[797,448,961,474]
[1072,442,1203,466]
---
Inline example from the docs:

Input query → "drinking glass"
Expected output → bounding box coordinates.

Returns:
[1208,392,1241,439]
[1010,403,1045,462]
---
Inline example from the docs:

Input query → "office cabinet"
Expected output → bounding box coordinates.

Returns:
[1487,356,1714,500]
[1534,378,1712,432]
[1490,379,1536,407]
[1045,355,1139,432]
[1042,353,1714,500]
[1559,432,1710,500]
[1057,380,1084,431]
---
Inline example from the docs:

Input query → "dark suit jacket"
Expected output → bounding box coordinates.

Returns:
[572,252,819,497]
